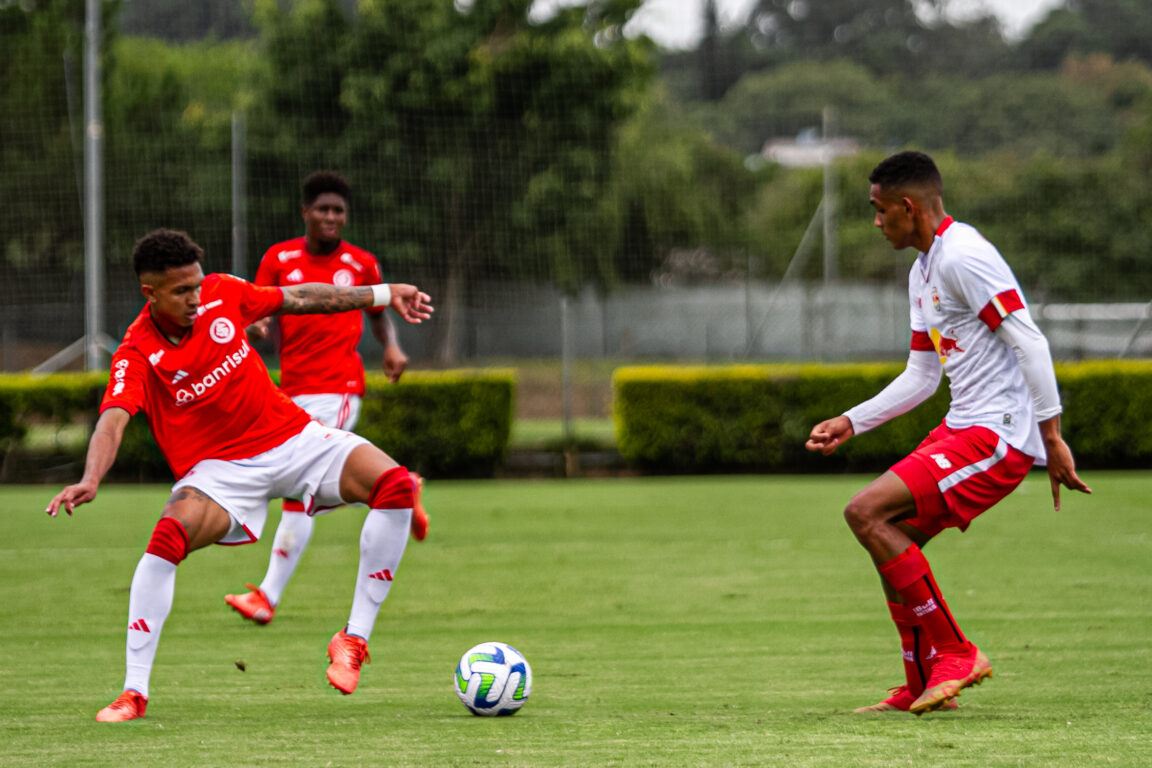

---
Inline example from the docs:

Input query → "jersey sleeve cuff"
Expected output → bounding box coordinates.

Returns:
[978,289,1024,331]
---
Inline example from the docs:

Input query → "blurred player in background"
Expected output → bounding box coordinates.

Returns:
[225,171,428,627]
[805,151,1091,715]
[46,228,433,722]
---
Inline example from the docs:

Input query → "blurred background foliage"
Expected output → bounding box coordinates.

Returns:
[4,0,1152,365]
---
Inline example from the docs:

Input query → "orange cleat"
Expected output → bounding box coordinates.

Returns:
[409,472,429,541]
[96,689,148,722]
[326,629,371,695]
[910,646,992,715]
[225,584,275,625]
[854,685,957,713]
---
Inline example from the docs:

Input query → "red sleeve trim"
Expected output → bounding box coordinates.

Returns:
[977,289,1024,331]
[99,401,140,418]
[910,330,934,351]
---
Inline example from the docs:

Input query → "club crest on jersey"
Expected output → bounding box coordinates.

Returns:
[333,269,354,287]
[931,286,942,312]
[210,318,236,344]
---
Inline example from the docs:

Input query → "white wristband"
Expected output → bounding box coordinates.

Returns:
[370,284,392,307]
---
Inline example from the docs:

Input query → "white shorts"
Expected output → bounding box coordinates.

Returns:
[292,393,362,431]
[173,420,371,545]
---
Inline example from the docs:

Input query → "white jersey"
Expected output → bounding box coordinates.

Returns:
[908,218,1045,459]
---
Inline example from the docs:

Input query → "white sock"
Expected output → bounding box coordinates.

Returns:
[345,507,411,643]
[123,553,177,699]
[258,510,315,606]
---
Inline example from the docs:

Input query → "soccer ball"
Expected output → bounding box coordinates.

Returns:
[454,641,532,716]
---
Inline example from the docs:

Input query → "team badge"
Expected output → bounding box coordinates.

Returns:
[210,317,236,344]
[931,287,941,312]
[333,269,354,287]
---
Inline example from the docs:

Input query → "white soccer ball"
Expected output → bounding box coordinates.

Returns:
[454,641,532,716]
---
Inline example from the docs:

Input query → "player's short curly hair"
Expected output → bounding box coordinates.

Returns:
[302,170,350,206]
[869,151,942,195]
[132,228,203,276]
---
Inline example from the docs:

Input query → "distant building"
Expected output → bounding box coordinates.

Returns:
[761,129,860,168]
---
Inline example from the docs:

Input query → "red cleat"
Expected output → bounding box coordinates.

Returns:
[854,685,957,713]
[96,689,148,722]
[326,629,371,694]
[225,584,275,625]
[910,646,992,715]
[409,472,429,541]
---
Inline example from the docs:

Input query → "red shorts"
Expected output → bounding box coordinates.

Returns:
[891,422,1035,537]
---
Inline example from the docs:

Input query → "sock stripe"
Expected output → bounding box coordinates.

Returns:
[922,574,966,645]
[911,626,930,689]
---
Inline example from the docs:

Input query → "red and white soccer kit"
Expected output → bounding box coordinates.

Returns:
[847,217,1050,533]
[905,217,1045,460]
[101,273,310,480]
[254,237,386,400]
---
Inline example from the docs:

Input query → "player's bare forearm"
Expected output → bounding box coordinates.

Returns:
[47,407,129,516]
[280,284,373,314]
[280,283,433,324]
[1038,414,1092,510]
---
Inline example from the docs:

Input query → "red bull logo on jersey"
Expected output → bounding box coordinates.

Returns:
[174,339,252,406]
[929,328,965,364]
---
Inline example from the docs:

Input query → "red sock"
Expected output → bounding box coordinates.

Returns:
[369,466,413,510]
[878,545,971,656]
[888,602,936,695]
[145,516,189,565]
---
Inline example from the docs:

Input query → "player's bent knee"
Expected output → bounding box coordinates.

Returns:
[145,516,190,565]
[843,496,882,534]
[369,465,414,510]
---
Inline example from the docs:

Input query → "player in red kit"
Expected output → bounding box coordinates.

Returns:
[225,171,427,627]
[806,152,1091,715]
[46,228,433,722]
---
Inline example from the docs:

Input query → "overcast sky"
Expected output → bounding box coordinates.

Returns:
[534,0,1066,50]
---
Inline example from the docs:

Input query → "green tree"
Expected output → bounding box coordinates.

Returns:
[1019,0,1152,69]
[0,0,109,285]
[605,87,769,284]
[317,0,655,362]
[705,59,894,154]
[744,0,1007,78]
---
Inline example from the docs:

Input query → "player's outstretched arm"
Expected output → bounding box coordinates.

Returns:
[1039,416,1092,511]
[370,312,409,383]
[806,415,855,456]
[279,283,433,325]
[46,407,131,517]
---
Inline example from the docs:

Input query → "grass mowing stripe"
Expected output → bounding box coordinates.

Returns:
[0,473,1147,767]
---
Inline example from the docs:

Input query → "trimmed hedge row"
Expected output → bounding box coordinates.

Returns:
[358,370,515,477]
[0,369,515,480]
[613,361,1152,472]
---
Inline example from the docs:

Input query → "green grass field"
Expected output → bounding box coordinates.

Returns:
[1,473,1148,767]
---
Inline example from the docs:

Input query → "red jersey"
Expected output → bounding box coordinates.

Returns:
[101,273,311,479]
[254,237,385,397]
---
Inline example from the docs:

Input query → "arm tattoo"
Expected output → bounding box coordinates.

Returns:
[280,284,373,315]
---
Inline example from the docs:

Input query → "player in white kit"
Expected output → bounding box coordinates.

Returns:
[806,151,1091,715]
[46,228,433,722]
